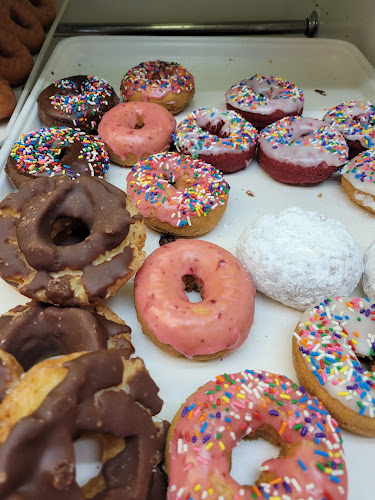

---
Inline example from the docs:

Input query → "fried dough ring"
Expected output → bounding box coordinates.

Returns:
[25,0,56,29]
[0,28,34,86]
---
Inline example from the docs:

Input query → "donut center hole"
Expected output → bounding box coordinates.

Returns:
[50,216,90,246]
[182,275,203,302]
[135,115,144,129]
[10,8,31,29]
[55,146,69,161]
[200,120,229,139]
[74,435,102,487]
[357,354,375,372]
[150,72,164,81]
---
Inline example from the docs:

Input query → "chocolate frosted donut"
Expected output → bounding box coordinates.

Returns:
[0,176,146,306]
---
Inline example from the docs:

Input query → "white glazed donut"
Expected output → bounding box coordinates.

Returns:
[341,147,375,213]
[236,206,363,310]
[363,240,375,299]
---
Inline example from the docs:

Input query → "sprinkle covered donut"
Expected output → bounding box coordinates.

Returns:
[293,296,375,436]
[166,369,348,500]
[120,60,195,115]
[126,152,230,236]
[225,74,304,130]
[258,116,349,184]
[174,107,259,173]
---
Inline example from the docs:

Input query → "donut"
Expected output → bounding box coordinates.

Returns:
[0,350,23,403]
[126,152,230,236]
[0,175,146,306]
[174,107,259,173]
[225,74,304,130]
[293,296,375,436]
[134,239,255,359]
[5,126,111,188]
[0,301,134,370]
[0,76,16,120]
[120,60,195,115]
[37,75,120,134]
[236,206,363,310]
[0,28,34,86]
[98,101,176,167]
[323,100,375,159]
[257,116,349,184]
[362,240,375,300]
[166,369,348,500]
[0,349,169,498]
[25,0,56,29]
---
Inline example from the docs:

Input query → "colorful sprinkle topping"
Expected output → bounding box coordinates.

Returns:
[341,147,375,186]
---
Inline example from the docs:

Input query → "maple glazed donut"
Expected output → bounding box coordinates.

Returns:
[0,175,146,306]
[175,107,259,173]
[5,126,111,188]
[166,369,348,500]
[126,152,230,236]
[293,296,375,436]
[134,239,255,359]
[98,101,176,167]
[37,75,120,134]
[225,74,304,130]
[258,116,349,184]
[120,60,195,115]
[0,28,34,86]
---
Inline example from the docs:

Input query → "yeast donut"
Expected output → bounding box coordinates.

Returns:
[166,369,348,500]
[126,152,230,236]
[134,239,255,359]
[5,126,111,188]
[293,296,375,436]
[120,60,195,115]
[225,74,304,130]
[258,116,348,184]
[0,176,146,306]
[98,101,176,167]
[25,0,56,29]
[0,28,34,86]
[38,75,120,134]
[174,107,259,173]
[0,76,16,120]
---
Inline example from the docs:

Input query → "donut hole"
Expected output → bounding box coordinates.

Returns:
[198,118,229,139]
[50,216,90,246]
[182,274,203,303]
[9,7,32,29]
[357,354,375,372]
[74,435,102,486]
[135,115,144,129]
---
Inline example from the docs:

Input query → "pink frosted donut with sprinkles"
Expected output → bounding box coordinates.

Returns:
[5,126,110,189]
[37,75,120,134]
[166,369,347,500]
[120,60,195,115]
[225,74,304,130]
[341,147,375,214]
[126,152,230,236]
[323,100,375,159]
[293,296,375,437]
[174,107,259,173]
[258,116,348,184]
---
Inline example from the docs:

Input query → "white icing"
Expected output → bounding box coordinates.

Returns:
[341,147,375,195]
[363,241,375,300]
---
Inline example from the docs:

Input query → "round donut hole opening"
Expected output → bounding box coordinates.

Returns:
[74,435,102,487]
[182,274,203,303]
[50,216,91,246]
[134,115,144,130]
[197,118,229,139]
[10,7,30,30]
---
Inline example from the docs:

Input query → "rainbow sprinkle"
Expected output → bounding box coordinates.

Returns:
[341,147,375,185]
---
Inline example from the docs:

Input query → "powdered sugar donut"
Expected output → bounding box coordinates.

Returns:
[363,241,375,300]
[236,206,363,310]
[341,147,375,213]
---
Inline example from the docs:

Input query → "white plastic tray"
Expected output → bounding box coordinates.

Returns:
[0,36,374,497]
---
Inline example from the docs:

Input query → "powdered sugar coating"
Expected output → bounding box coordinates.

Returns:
[236,207,363,310]
[363,241,375,300]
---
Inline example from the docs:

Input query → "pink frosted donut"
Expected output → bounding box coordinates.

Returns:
[134,239,255,359]
[98,101,176,167]
[166,369,348,500]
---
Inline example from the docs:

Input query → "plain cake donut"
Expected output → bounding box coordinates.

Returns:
[0,28,34,86]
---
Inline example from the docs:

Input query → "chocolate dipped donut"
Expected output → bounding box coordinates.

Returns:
[0,350,23,403]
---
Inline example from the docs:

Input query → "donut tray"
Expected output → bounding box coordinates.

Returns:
[0,35,374,497]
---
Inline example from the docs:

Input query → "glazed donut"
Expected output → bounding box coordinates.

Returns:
[166,369,348,500]
[120,60,195,115]
[293,296,375,436]
[225,74,304,130]
[0,175,146,306]
[134,239,255,359]
[341,147,375,213]
[37,75,120,134]
[0,350,23,403]
[323,100,375,159]
[5,126,111,188]
[257,116,348,184]
[175,107,259,173]
[0,301,134,370]
[25,0,56,29]
[0,76,16,120]
[126,152,230,236]
[0,349,169,498]
[98,101,176,167]
[236,206,363,310]
[0,28,34,86]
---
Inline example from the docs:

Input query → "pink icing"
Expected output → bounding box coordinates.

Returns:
[134,239,255,358]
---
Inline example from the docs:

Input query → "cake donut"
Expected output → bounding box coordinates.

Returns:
[120,60,195,115]
[166,369,348,500]
[225,74,304,130]
[174,107,259,173]
[323,100,375,159]
[257,116,349,184]
[0,76,17,120]
[98,101,176,167]
[0,175,146,306]
[25,0,56,29]
[0,28,34,86]
[37,75,120,134]
[293,296,375,436]
[0,349,169,498]
[126,152,230,236]
[134,239,255,359]
[236,206,363,310]
[5,126,111,188]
